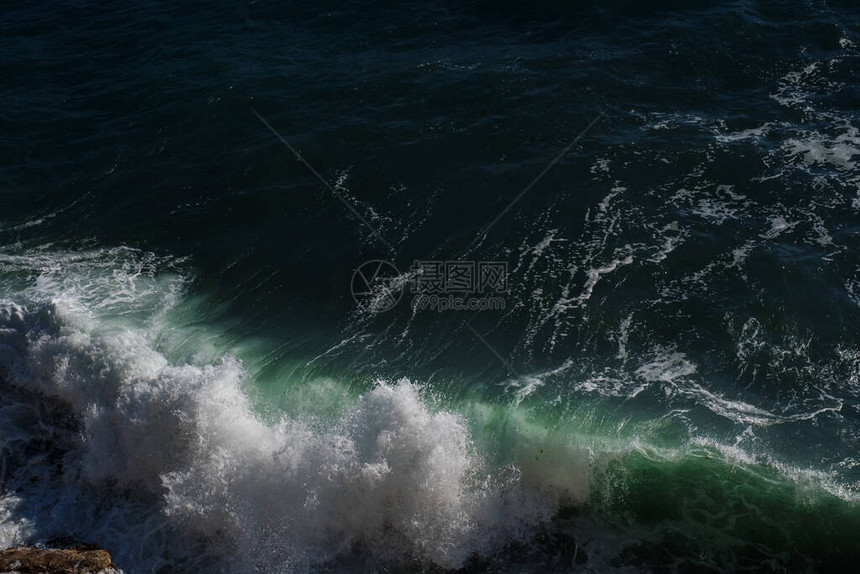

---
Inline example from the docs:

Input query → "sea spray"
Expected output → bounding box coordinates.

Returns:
[0,264,570,571]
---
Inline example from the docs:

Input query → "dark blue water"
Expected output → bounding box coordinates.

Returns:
[1,1,860,572]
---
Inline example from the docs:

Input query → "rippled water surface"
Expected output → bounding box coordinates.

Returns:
[2,1,860,572]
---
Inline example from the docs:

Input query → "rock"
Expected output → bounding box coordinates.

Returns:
[0,545,119,574]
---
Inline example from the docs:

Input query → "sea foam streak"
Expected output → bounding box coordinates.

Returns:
[0,249,558,572]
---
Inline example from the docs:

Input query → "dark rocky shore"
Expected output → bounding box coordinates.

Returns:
[0,545,119,574]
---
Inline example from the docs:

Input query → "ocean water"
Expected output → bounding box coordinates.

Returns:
[1,1,860,572]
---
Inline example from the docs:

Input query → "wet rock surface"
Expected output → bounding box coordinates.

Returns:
[0,545,117,573]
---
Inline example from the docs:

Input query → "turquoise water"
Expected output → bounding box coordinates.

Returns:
[1,1,860,572]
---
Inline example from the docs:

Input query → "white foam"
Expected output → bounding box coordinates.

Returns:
[647,222,685,264]
[567,255,635,309]
[782,123,860,174]
[0,250,570,572]
[635,352,697,384]
[714,123,778,143]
